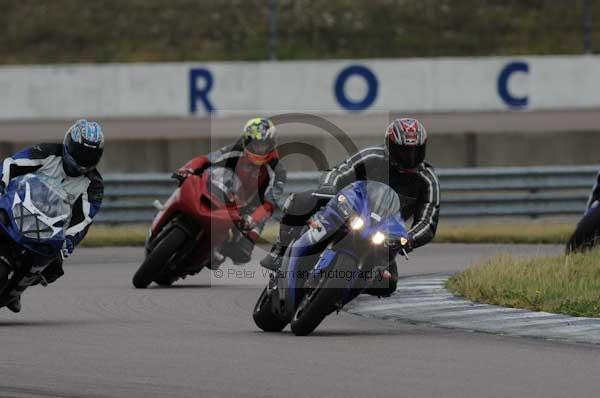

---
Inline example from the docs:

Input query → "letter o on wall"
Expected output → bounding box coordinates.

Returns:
[334,65,378,112]
[497,61,529,109]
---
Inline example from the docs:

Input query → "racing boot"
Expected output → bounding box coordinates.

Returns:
[6,296,21,313]
[5,286,25,313]
[260,222,305,271]
[5,272,44,313]
[208,249,226,270]
[260,238,286,271]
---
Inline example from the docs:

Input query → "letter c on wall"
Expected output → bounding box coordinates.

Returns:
[497,61,529,109]
[334,65,378,112]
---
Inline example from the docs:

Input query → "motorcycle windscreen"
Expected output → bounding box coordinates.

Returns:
[362,181,407,239]
[11,174,72,240]
[362,181,401,219]
[206,166,244,206]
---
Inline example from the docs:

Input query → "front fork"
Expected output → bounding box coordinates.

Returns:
[273,245,342,321]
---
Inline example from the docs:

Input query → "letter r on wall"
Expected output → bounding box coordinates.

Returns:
[189,68,215,114]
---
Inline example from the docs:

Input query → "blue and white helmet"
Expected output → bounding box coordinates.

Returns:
[63,119,105,175]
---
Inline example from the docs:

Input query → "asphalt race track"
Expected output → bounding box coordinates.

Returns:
[2,244,600,398]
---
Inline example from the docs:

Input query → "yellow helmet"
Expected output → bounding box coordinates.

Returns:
[242,118,276,165]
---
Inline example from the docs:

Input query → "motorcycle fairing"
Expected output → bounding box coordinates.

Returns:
[0,175,69,258]
[281,180,409,317]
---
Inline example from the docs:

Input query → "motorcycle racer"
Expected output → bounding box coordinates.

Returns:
[566,169,600,253]
[174,118,286,266]
[261,118,440,296]
[0,119,105,312]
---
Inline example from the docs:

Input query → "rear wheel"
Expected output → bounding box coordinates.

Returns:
[132,228,187,289]
[290,253,357,336]
[253,286,287,332]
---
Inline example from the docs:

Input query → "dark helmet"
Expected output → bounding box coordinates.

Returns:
[63,119,105,175]
[241,118,276,166]
[384,118,428,170]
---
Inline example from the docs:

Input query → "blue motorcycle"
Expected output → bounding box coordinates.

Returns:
[253,181,409,336]
[0,174,71,311]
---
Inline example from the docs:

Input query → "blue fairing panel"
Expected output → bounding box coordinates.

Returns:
[312,249,337,275]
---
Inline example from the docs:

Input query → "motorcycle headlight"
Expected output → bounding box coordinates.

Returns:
[349,216,365,230]
[371,231,386,245]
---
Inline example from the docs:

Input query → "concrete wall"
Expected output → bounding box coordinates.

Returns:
[2,56,600,120]
[2,54,599,171]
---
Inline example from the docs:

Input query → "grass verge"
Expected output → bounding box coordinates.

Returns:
[82,222,576,247]
[80,226,148,247]
[446,247,600,318]
[434,223,574,244]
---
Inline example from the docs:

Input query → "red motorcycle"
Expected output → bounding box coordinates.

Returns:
[132,166,245,288]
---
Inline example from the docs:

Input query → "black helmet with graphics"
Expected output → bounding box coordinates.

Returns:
[384,118,427,170]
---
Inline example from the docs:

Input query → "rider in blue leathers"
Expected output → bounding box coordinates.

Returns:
[0,119,105,312]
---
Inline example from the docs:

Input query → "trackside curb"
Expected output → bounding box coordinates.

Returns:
[347,273,600,345]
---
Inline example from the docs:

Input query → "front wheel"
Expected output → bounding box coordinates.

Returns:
[132,227,187,288]
[290,253,357,336]
[0,262,9,294]
[253,286,287,332]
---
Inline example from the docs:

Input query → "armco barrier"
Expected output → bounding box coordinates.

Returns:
[98,166,598,224]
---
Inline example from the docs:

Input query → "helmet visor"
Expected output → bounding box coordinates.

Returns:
[65,140,103,172]
[388,144,425,169]
[245,139,275,156]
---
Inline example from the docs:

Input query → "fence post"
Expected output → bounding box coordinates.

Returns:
[583,0,593,54]
[268,0,279,60]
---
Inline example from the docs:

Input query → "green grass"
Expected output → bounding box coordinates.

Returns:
[80,225,148,247]
[83,221,575,247]
[1,0,598,65]
[446,248,600,317]
[262,222,575,245]
[434,223,574,244]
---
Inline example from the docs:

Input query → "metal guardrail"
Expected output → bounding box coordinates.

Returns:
[98,166,598,224]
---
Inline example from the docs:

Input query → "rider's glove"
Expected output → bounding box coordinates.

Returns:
[61,237,74,259]
[172,167,195,185]
[402,235,415,254]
